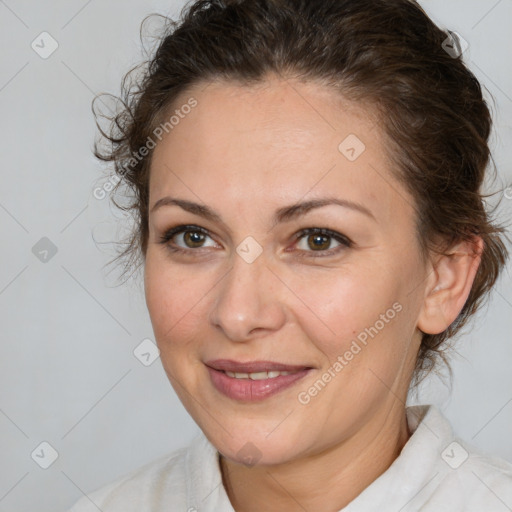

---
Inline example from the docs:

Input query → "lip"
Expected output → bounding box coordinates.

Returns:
[205,359,313,402]
[205,359,311,373]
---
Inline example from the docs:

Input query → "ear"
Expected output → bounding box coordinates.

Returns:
[417,236,484,335]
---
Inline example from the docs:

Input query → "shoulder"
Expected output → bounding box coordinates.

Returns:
[435,440,512,510]
[403,405,512,511]
[414,404,512,511]
[65,442,192,512]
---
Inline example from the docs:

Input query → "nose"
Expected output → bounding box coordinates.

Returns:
[209,249,287,342]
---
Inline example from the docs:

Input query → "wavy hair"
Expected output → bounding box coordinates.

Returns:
[92,0,510,386]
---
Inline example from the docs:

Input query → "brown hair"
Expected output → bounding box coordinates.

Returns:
[93,0,510,386]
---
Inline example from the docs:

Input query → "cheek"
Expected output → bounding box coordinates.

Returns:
[285,264,400,356]
[144,254,208,345]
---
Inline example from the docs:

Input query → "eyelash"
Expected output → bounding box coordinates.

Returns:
[158,224,353,258]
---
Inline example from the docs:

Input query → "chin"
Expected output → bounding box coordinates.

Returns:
[201,421,309,467]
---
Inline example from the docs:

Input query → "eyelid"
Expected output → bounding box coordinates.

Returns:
[159,224,219,248]
[292,227,352,246]
[158,224,353,256]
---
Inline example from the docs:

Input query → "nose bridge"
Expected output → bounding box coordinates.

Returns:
[209,246,285,341]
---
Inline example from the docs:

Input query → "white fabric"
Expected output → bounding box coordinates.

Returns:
[66,404,512,511]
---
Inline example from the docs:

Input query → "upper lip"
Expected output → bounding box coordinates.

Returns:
[205,359,312,373]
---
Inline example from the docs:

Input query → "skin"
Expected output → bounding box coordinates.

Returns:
[143,75,482,511]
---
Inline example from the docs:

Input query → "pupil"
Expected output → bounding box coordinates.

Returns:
[186,232,204,247]
[310,234,329,250]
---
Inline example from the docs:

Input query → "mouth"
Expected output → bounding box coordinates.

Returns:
[205,359,313,401]
[223,369,300,380]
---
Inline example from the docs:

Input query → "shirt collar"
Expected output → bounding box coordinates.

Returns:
[184,404,453,511]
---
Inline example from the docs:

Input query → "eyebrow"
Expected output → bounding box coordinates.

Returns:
[150,196,376,226]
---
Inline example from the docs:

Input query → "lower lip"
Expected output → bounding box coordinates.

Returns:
[206,367,311,402]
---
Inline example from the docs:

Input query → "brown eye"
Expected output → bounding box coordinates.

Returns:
[182,231,207,248]
[159,225,352,258]
[306,233,331,251]
[159,225,217,253]
[295,228,352,257]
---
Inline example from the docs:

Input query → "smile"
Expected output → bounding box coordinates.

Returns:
[205,360,313,401]
[224,370,298,380]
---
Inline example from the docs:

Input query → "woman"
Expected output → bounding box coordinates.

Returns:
[68,0,512,510]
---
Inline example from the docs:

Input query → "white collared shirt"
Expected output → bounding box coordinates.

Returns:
[66,404,512,511]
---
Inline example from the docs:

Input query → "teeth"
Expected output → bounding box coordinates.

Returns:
[225,370,296,380]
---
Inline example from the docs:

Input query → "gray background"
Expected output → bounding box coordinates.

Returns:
[0,1,511,511]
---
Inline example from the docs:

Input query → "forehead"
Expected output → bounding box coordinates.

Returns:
[148,77,414,228]
[157,76,379,154]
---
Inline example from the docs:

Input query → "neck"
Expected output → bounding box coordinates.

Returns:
[220,402,411,512]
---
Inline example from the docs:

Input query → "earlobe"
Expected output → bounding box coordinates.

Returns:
[417,236,484,335]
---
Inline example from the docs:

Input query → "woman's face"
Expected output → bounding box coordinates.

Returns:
[144,76,429,465]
